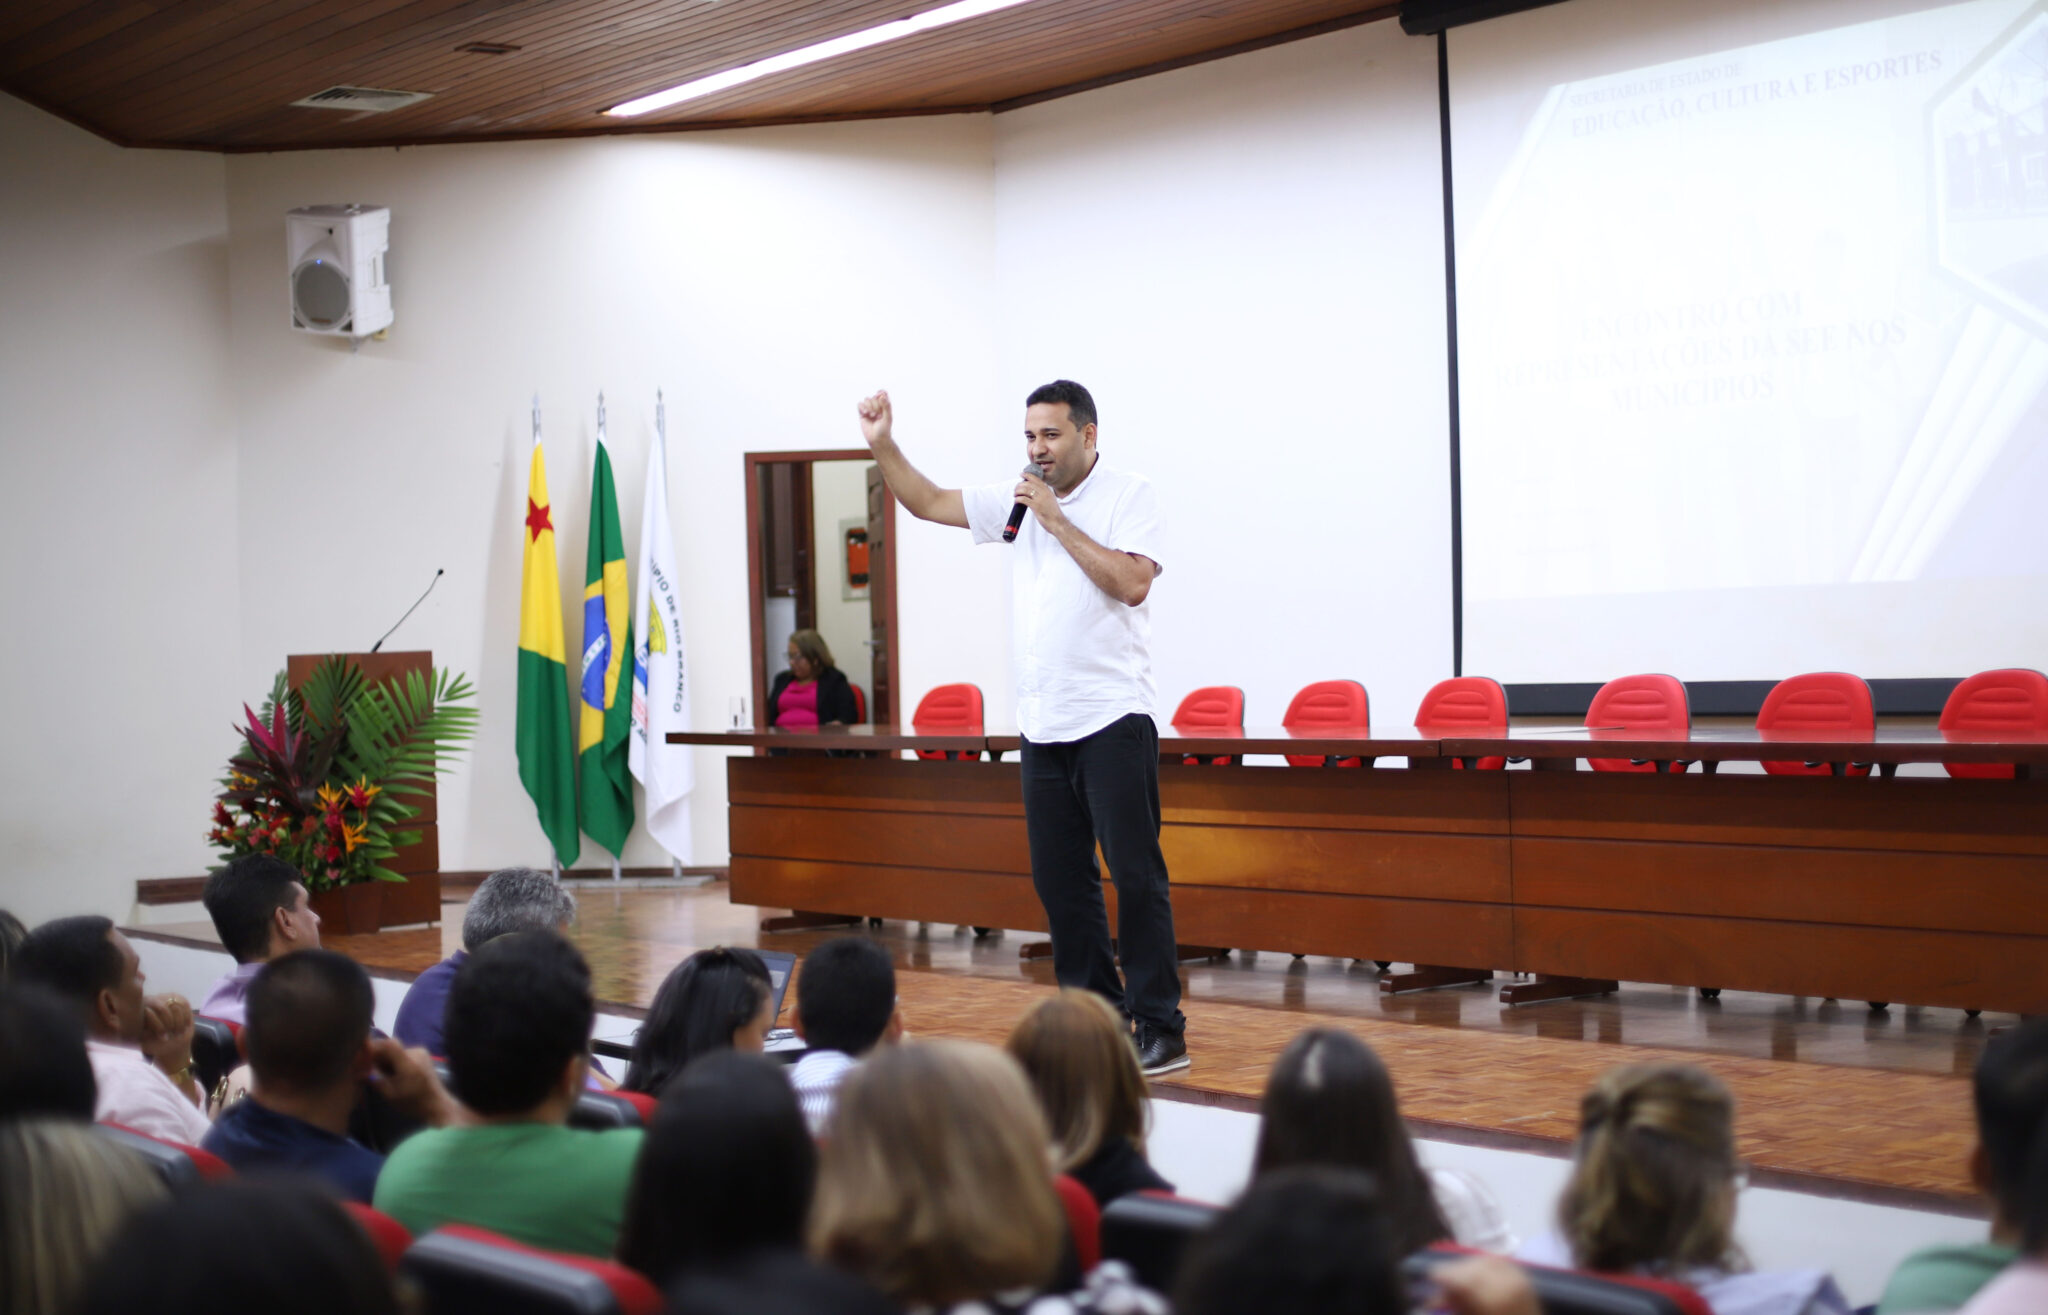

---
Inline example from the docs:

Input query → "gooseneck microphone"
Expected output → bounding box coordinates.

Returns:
[1002,465,1040,543]
[370,569,444,653]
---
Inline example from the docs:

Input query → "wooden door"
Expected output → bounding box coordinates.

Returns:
[867,463,893,725]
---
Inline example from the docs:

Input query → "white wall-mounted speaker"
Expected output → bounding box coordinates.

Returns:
[286,205,392,337]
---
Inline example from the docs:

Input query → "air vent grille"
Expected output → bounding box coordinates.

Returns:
[290,86,434,114]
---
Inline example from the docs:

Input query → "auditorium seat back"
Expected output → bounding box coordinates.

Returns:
[97,1123,234,1186]
[1415,676,1509,770]
[1585,674,1690,773]
[1171,685,1245,765]
[344,1202,413,1273]
[912,683,984,761]
[1756,672,1874,776]
[191,1014,242,1095]
[1100,1192,1219,1292]
[1282,679,1370,768]
[1940,668,2048,779]
[1052,1173,1102,1274]
[399,1225,662,1315]
[849,682,867,725]
[1407,1247,1711,1315]
[612,1089,659,1124]
[566,1089,645,1131]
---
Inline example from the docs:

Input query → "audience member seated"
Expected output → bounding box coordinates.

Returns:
[393,865,577,1054]
[0,983,97,1121]
[72,1178,401,1315]
[812,1038,1163,1314]
[668,1249,901,1315]
[1,1117,168,1315]
[789,935,902,1135]
[201,949,457,1202]
[618,1051,816,1288]
[1254,1027,1510,1252]
[1007,989,1173,1207]
[621,946,774,1097]
[1931,1019,2048,1315]
[1176,1167,1541,1315]
[1174,1167,1404,1315]
[1519,1062,1848,1315]
[197,853,322,1023]
[15,915,209,1142]
[768,629,860,729]
[0,908,26,980]
[374,930,642,1256]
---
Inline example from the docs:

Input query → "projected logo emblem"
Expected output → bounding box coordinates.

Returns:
[1931,8,2048,334]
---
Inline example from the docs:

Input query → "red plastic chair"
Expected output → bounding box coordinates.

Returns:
[1756,672,1874,776]
[1585,674,1691,773]
[400,1225,662,1315]
[1415,677,1509,770]
[1171,685,1244,765]
[1282,680,1370,768]
[849,682,867,725]
[912,683,984,761]
[1940,668,2048,779]
[1053,1173,1102,1274]
[343,1202,412,1273]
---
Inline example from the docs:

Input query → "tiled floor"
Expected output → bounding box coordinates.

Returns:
[142,881,1999,1208]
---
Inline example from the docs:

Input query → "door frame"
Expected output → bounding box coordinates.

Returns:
[744,449,899,728]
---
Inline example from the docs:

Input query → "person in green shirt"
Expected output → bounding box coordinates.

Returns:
[374,930,641,1258]
[1877,1021,2048,1313]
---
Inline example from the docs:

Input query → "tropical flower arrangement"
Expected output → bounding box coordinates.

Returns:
[209,656,478,891]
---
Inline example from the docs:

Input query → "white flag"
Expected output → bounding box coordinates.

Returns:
[629,393,693,860]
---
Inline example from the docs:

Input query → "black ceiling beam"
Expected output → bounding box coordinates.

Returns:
[1398,0,1570,36]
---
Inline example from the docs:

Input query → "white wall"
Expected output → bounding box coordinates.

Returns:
[220,119,1007,873]
[994,21,1454,730]
[0,96,240,926]
[809,458,876,701]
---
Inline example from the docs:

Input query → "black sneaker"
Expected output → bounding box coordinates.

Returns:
[1136,1025,1190,1077]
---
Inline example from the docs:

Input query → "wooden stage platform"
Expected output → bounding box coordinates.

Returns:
[138,881,2001,1217]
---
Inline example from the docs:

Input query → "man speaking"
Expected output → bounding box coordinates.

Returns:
[856,381,1188,1075]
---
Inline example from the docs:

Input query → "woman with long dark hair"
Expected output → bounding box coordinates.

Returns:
[621,948,773,1097]
[1254,1027,1510,1253]
[616,1051,816,1288]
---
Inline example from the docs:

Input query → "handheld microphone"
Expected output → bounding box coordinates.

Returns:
[370,569,444,653]
[1002,465,1040,543]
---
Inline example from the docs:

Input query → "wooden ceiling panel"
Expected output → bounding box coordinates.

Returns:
[0,0,1399,151]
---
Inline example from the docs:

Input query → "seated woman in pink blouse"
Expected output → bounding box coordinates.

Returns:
[767,629,859,731]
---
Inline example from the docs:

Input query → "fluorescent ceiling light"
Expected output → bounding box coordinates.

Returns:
[605,0,1041,116]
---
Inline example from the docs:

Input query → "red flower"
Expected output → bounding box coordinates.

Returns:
[212,801,232,826]
[324,845,343,862]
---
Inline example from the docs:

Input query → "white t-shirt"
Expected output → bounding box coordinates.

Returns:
[962,458,1163,744]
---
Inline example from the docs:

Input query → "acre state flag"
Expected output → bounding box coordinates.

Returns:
[516,438,580,866]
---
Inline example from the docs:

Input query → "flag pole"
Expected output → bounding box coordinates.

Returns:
[535,390,559,880]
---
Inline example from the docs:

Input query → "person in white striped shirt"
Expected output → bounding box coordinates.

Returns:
[788,937,902,1137]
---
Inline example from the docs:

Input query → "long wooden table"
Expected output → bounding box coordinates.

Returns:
[670,725,2048,1013]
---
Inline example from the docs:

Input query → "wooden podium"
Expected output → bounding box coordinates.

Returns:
[285,650,442,931]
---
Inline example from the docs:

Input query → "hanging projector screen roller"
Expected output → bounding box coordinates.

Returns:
[1450,0,2048,685]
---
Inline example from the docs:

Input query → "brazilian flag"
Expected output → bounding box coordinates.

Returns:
[516,439,580,866]
[579,434,635,856]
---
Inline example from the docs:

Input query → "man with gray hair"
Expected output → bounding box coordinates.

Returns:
[393,867,575,1055]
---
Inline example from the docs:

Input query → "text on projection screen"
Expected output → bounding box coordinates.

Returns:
[1454,0,2048,683]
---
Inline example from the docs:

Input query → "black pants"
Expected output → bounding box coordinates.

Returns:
[1021,713,1185,1037]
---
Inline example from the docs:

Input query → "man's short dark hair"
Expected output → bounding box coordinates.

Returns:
[13,916,121,1016]
[795,937,895,1057]
[1976,1016,2048,1248]
[245,949,374,1092]
[443,931,593,1116]
[1025,380,1097,431]
[203,854,306,964]
[0,984,97,1119]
